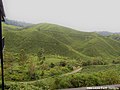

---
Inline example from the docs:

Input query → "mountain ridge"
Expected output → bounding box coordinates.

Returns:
[3,23,120,59]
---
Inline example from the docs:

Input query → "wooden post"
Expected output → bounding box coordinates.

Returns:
[0,13,4,90]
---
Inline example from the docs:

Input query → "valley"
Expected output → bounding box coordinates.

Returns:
[0,23,120,89]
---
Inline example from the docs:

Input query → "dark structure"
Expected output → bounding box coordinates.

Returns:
[0,0,5,90]
[0,0,5,21]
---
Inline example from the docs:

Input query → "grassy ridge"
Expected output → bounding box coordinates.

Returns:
[3,23,120,59]
[81,64,120,73]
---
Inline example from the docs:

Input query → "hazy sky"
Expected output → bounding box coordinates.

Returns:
[3,0,120,32]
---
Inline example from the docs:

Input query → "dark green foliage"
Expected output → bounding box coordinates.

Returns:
[54,70,120,89]
[49,63,55,68]
[82,57,108,66]
[59,61,67,66]
[40,70,44,76]
[4,52,15,62]
[28,61,36,80]
[67,64,73,70]
[37,48,45,61]
[112,57,120,64]
[19,49,27,63]
[54,77,61,89]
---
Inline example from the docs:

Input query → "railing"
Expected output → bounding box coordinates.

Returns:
[60,84,120,90]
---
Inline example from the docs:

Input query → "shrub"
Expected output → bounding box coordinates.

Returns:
[59,61,67,67]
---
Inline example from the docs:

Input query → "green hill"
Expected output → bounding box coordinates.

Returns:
[1,22,120,90]
[109,34,120,42]
[81,37,120,57]
[3,23,120,59]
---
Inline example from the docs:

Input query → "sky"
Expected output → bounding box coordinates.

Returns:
[3,0,120,32]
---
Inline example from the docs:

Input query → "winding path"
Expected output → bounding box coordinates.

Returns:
[62,67,82,76]
[6,67,82,84]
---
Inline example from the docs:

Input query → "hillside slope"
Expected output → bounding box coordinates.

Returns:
[109,34,120,42]
[3,23,120,58]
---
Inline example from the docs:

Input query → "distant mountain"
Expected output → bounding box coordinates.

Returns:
[96,31,120,42]
[3,23,120,58]
[4,18,32,27]
[96,31,120,36]
[96,31,113,36]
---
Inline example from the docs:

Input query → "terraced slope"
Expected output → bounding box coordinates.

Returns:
[3,23,120,58]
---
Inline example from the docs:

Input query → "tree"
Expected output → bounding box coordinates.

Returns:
[19,49,27,64]
[37,48,45,63]
[4,52,14,62]
[28,61,36,80]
